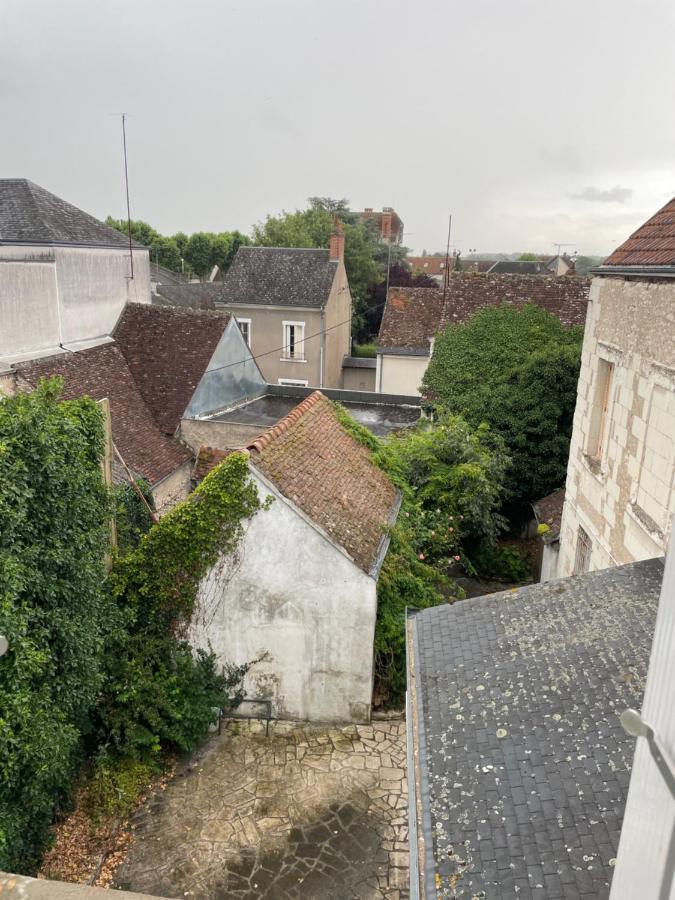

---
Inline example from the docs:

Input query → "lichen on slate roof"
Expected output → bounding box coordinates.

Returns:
[408,556,664,899]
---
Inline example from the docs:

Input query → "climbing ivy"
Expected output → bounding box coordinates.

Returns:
[95,452,264,760]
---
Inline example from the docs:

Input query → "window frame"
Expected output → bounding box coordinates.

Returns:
[278,378,309,387]
[235,317,252,348]
[587,355,615,463]
[573,525,592,575]
[281,320,306,362]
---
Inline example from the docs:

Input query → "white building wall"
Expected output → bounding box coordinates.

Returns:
[0,243,150,362]
[190,470,378,723]
[610,524,674,900]
[378,353,429,396]
[559,277,675,577]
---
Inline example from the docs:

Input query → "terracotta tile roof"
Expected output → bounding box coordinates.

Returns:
[532,487,565,542]
[603,197,675,266]
[248,391,399,575]
[113,303,231,435]
[16,345,191,485]
[378,273,590,351]
[192,446,232,482]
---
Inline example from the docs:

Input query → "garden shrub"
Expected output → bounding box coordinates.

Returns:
[114,479,155,555]
[470,542,533,583]
[0,379,112,872]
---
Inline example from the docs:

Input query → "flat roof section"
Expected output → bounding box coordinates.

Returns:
[210,393,420,437]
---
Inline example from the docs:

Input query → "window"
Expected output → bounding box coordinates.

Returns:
[587,358,614,460]
[635,384,675,531]
[236,318,251,348]
[278,378,309,387]
[573,526,592,575]
[282,321,305,360]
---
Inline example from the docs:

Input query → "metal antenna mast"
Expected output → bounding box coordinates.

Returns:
[121,113,134,280]
[443,214,452,300]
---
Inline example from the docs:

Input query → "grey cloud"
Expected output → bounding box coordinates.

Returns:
[571,186,633,204]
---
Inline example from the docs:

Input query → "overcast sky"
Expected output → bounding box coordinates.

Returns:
[2,0,674,256]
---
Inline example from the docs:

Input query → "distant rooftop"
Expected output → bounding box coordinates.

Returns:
[219,246,338,309]
[408,556,664,899]
[602,197,675,268]
[0,179,142,249]
[378,273,590,353]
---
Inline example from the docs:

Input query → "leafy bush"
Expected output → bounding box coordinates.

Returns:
[85,751,156,825]
[423,303,583,504]
[351,343,377,358]
[0,379,112,872]
[471,543,533,583]
[114,479,155,555]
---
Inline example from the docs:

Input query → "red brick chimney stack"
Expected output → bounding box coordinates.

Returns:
[329,216,345,262]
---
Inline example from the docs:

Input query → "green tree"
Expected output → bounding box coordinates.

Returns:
[253,199,384,340]
[518,252,540,261]
[0,379,112,871]
[423,304,583,505]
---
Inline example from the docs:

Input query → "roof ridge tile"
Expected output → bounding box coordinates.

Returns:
[248,391,324,453]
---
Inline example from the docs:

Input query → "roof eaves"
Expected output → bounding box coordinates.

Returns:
[591,265,675,278]
[369,489,402,580]
[407,608,438,900]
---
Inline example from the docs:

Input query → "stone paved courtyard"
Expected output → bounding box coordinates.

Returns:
[115,720,409,899]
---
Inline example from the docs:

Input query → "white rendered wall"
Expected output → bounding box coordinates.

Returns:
[190,471,378,723]
[378,354,429,396]
[610,524,674,899]
[0,244,150,361]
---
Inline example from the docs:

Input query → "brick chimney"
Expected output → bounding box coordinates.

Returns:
[329,216,345,262]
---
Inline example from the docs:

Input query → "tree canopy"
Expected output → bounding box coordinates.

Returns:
[105,217,250,278]
[423,304,583,505]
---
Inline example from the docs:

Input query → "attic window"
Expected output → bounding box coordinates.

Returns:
[282,321,305,361]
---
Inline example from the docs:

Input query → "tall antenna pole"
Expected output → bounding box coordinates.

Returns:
[443,214,452,300]
[121,113,134,280]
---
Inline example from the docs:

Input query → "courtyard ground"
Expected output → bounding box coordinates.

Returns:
[114,719,409,900]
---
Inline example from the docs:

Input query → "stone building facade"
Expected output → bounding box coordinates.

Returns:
[558,198,675,576]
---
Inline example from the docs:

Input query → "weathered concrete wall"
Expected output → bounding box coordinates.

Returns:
[342,364,376,392]
[56,246,150,342]
[0,244,150,362]
[323,262,352,388]
[377,353,429,396]
[190,470,377,723]
[0,872,168,899]
[217,304,324,386]
[152,460,193,515]
[180,417,262,452]
[559,277,675,576]
[540,542,559,582]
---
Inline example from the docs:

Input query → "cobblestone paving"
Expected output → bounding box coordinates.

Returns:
[115,720,409,899]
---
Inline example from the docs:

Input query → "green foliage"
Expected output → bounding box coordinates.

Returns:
[351,343,377,358]
[97,454,262,759]
[105,217,250,278]
[423,303,583,504]
[252,198,387,341]
[518,252,541,261]
[114,479,155,555]
[84,751,156,825]
[332,406,490,703]
[0,380,112,872]
[471,543,533,583]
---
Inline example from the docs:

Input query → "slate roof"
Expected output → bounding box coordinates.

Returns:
[0,179,142,249]
[219,247,338,309]
[378,274,590,352]
[152,283,220,310]
[16,345,191,485]
[408,557,664,899]
[248,391,399,575]
[113,303,231,435]
[603,197,675,267]
[532,488,566,543]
